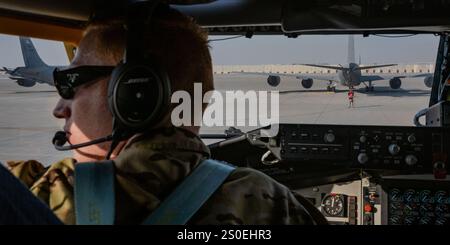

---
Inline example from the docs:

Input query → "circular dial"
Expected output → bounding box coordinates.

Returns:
[419,203,433,216]
[390,202,402,211]
[403,189,416,203]
[407,134,416,143]
[419,190,432,203]
[357,153,369,164]
[435,191,447,204]
[388,144,401,155]
[389,215,402,225]
[435,218,447,225]
[389,188,403,202]
[321,194,345,216]
[359,135,367,143]
[405,155,418,166]
[324,133,336,143]
[404,216,417,225]
[419,216,432,225]
[403,203,417,215]
[435,204,449,216]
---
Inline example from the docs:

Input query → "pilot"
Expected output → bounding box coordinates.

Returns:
[2,3,326,225]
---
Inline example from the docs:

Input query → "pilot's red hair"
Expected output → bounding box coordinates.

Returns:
[81,5,214,119]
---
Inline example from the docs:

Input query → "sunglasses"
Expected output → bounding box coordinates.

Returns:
[53,66,115,99]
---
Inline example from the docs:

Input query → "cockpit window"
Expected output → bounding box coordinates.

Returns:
[0,35,68,164]
[0,34,440,162]
[200,34,439,138]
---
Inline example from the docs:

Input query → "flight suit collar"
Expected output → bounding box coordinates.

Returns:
[121,126,210,157]
[112,127,210,224]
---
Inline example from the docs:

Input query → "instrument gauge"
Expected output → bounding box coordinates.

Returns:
[435,218,447,225]
[435,204,449,216]
[403,203,417,215]
[403,189,417,203]
[321,194,346,217]
[435,191,447,204]
[388,215,402,225]
[389,188,403,202]
[404,216,417,225]
[389,202,402,212]
[419,190,432,203]
[419,216,432,225]
[419,204,433,216]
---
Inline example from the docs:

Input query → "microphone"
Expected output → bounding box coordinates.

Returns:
[52,131,113,151]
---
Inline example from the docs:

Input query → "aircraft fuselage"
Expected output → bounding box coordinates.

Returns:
[337,63,362,88]
[8,66,62,86]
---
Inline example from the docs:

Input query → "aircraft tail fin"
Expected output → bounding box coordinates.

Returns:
[348,35,356,64]
[19,37,47,68]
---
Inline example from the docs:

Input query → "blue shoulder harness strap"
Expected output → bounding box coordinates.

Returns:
[75,160,116,225]
[75,159,235,225]
[141,159,235,225]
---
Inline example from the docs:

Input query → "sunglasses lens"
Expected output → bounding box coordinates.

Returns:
[56,84,73,99]
[53,66,115,99]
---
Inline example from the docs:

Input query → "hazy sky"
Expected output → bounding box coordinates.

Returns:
[0,34,69,67]
[209,34,440,65]
[0,33,440,67]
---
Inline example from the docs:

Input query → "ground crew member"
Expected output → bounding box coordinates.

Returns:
[348,88,355,108]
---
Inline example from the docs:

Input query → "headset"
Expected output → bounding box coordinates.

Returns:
[53,0,172,159]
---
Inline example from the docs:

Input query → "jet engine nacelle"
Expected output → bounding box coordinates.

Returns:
[16,79,36,87]
[424,76,433,88]
[267,75,281,87]
[389,78,402,89]
[301,78,313,89]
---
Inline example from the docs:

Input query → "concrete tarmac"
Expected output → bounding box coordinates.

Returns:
[0,74,431,165]
[201,74,431,134]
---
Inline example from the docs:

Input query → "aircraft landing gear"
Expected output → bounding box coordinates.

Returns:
[327,81,337,92]
[365,86,374,92]
[363,81,374,92]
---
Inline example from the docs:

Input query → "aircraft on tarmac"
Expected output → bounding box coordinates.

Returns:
[233,35,434,92]
[1,37,63,87]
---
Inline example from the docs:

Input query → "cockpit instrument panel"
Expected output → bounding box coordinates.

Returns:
[279,124,449,175]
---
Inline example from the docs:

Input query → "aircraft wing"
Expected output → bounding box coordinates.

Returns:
[299,63,398,72]
[295,73,340,82]
[360,73,433,82]
[356,64,397,70]
[409,73,434,78]
[1,67,14,74]
[230,72,340,82]
[230,71,293,77]
[298,64,346,71]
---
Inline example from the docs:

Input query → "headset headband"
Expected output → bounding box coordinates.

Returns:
[125,0,160,63]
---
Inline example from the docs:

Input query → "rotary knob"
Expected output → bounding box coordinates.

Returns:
[359,135,367,143]
[324,133,335,143]
[388,144,401,155]
[405,155,418,166]
[407,134,416,143]
[358,153,369,164]
[373,135,380,142]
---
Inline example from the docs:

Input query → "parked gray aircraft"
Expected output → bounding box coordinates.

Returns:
[1,37,63,87]
[234,36,434,92]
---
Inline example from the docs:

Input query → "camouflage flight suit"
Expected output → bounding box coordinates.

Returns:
[7,127,324,225]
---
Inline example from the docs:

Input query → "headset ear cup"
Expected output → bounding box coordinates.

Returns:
[108,61,171,133]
